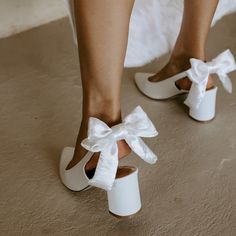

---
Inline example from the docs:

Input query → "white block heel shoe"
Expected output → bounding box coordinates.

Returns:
[135,49,236,122]
[59,106,158,217]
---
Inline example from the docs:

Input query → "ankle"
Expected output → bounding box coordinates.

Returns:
[171,37,206,62]
[168,50,207,73]
[83,100,122,126]
[169,50,214,88]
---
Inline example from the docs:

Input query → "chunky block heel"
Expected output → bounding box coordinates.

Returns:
[107,167,141,218]
[189,86,218,122]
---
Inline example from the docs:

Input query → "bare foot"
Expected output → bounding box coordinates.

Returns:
[66,117,131,172]
[148,56,214,91]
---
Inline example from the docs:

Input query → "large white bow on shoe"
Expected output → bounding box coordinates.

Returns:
[81,106,158,191]
[184,49,236,109]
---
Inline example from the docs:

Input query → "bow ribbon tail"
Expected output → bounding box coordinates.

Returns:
[184,65,209,109]
[218,74,232,93]
[125,135,157,164]
[87,143,119,191]
[184,83,204,109]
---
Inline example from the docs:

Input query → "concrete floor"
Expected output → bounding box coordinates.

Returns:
[0,14,236,236]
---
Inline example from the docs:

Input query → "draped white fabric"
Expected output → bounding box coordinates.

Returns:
[184,50,236,109]
[81,106,158,191]
[63,0,236,67]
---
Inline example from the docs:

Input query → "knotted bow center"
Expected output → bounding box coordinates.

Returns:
[81,106,158,191]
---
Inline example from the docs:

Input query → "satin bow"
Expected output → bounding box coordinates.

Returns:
[81,106,158,191]
[184,49,236,109]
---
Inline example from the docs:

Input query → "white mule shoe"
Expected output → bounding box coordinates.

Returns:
[135,71,188,100]
[59,106,158,217]
[135,49,236,122]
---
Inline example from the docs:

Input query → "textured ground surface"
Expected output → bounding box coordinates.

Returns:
[0,14,236,236]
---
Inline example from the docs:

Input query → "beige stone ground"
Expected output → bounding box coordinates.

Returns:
[0,13,236,236]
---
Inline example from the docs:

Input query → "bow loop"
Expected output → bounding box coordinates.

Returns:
[185,49,236,109]
[211,49,236,75]
[123,106,158,137]
[81,106,158,191]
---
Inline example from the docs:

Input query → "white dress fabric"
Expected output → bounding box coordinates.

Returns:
[63,0,236,68]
